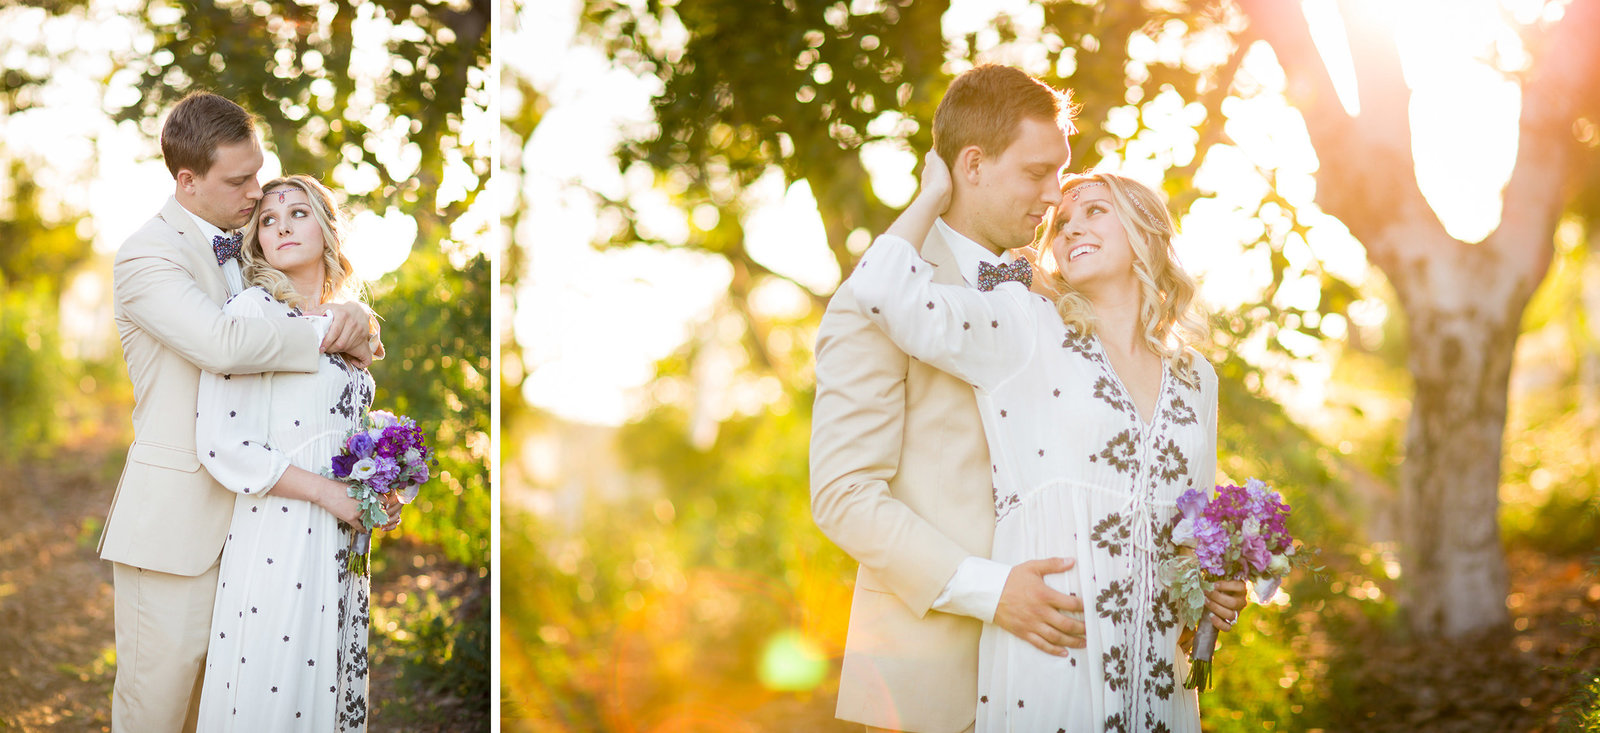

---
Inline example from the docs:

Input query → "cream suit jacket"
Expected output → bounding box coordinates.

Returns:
[99,196,323,576]
[811,227,996,733]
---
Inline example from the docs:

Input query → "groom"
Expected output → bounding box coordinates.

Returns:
[99,91,378,732]
[811,65,1084,733]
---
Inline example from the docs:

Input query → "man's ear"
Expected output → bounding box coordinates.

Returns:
[175,169,197,194]
[954,145,984,185]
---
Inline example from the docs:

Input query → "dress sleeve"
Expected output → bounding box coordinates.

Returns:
[847,234,1037,391]
[196,289,295,496]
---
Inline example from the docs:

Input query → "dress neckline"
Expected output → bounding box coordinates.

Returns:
[1092,334,1167,431]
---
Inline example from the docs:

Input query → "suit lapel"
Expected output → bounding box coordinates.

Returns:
[920,226,968,287]
[159,197,229,304]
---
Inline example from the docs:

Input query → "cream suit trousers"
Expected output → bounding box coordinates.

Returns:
[111,560,219,733]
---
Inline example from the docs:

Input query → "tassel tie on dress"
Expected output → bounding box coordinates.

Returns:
[1116,416,1167,731]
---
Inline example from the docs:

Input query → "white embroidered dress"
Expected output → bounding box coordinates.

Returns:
[850,235,1217,733]
[195,286,374,732]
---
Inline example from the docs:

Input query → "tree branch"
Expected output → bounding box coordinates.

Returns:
[1492,0,1600,286]
[1236,0,1443,273]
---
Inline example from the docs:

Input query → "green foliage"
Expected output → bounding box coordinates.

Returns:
[369,248,491,568]
[1500,229,1600,556]
[1561,674,1600,733]
[115,0,490,235]
[371,557,490,728]
[0,282,65,464]
[0,163,91,298]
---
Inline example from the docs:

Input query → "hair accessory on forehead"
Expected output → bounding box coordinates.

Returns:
[264,186,294,204]
[1066,179,1156,224]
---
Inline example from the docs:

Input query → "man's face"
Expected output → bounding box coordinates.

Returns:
[179,138,264,231]
[968,117,1070,252]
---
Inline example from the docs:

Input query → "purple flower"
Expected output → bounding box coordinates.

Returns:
[348,431,376,458]
[331,453,358,479]
[370,454,402,488]
[1240,532,1271,573]
[1176,488,1208,522]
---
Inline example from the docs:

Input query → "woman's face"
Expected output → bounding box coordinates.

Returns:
[1049,182,1136,295]
[255,186,327,285]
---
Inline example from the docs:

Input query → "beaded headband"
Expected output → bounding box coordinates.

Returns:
[261,185,307,205]
[1065,180,1156,225]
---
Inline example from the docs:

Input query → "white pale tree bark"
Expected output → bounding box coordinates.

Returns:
[1233,0,1600,637]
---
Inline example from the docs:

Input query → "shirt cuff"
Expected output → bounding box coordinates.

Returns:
[930,555,1012,623]
[302,313,332,348]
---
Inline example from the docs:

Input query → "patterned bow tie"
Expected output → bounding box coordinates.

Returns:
[212,232,243,266]
[977,258,1033,292]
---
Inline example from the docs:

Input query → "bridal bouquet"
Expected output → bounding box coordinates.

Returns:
[1160,478,1298,691]
[326,409,435,574]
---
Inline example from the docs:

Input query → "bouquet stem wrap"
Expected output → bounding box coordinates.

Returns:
[1185,615,1221,691]
[347,530,372,575]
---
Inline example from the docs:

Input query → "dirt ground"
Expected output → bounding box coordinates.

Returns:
[0,442,487,732]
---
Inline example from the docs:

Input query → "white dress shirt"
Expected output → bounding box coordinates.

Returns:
[926,218,1021,623]
[180,203,247,296]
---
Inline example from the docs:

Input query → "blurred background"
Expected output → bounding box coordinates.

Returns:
[503,0,1600,731]
[0,0,490,730]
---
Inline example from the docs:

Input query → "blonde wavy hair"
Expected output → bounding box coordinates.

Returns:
[1036,171,1205,376]
[240,174,361,311]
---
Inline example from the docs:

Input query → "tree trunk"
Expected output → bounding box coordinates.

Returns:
[1234,0,1600,638]
[1389,248,1525,637]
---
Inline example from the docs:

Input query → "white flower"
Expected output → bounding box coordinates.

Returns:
[1171,516,1198,547]
[404,447,420,464]
[368,410,397,428]
[1242,516,1261,536]
[351,458,378,480]
[1268,553,1290,576]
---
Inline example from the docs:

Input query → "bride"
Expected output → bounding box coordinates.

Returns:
[849,153,1246,731]
[194,175,398,732]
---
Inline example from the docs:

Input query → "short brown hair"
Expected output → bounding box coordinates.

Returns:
[933,65,1077,168]
[160,92,258,179]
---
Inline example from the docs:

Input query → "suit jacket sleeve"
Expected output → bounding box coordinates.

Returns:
[196,291,295,496]
[810,282,974,617]
[114,242,322,375]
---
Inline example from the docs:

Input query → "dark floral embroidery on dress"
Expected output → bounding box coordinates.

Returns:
[330,361,374,421]
[1151,590,1179,634]
[339,693,367,730]
[994,489,1021,523]
[1103,644,1129,692]
[1161,393,1198,426]
[1172,358,1202,392]
[1144,646,1176,700]
[1104,713,1128,733]
[1091,429,1141,476]
[1091,513,1130,557]
[1092,375,1137,417]
[1096,580,1132,625]
[1150,437,1189,483]
[1060,327,1101,362]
